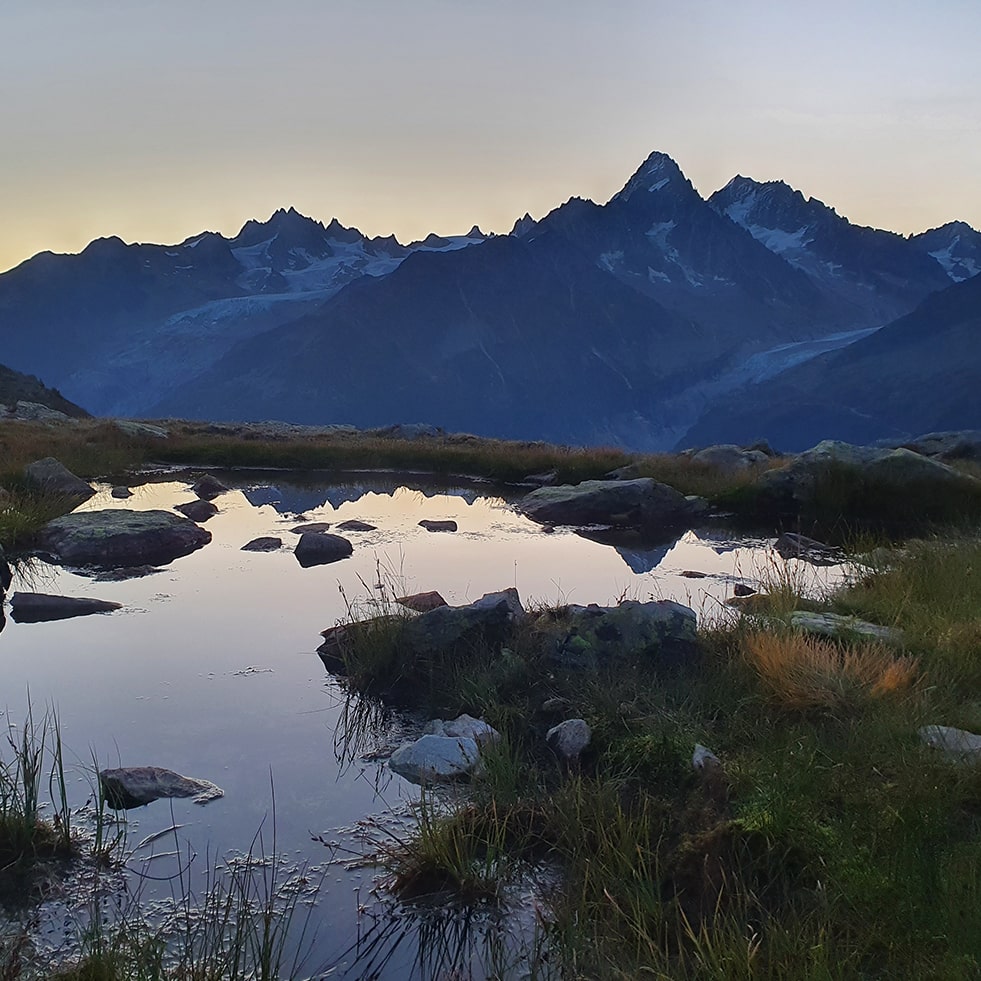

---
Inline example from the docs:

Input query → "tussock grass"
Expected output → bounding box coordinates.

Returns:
[742,630,920,712]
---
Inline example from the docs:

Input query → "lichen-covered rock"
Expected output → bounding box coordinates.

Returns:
[519,478,694,534]
[10,592,122,623]
[39,510,211,569]
[24,457,95,501]
[99,766,224,809]
[789,611,904,645]
[554,600,697,669]
[389,735,481,784]
[294,532,353,568]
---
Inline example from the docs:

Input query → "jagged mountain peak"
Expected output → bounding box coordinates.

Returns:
[510,212,537,238]
[614,150,695,204]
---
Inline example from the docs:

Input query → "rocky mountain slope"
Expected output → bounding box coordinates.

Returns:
[0,363,89,418]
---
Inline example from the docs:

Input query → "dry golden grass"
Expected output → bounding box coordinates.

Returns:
[743,629,920,711]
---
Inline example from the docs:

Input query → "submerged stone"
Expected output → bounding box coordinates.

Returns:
[294,532,353,568]
[99,766,224,809]
[418,519,457,532]
[241,536,283,552]
[10,592,122,623]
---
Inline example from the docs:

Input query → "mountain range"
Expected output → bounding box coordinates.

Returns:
[1,151,978,450]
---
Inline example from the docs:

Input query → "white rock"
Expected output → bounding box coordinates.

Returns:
[692,744,721,772]
[546,719,591,760]
[389,734,481,784]
[425,714,501,748]
[790,611,904,645]
[919,725,981,762]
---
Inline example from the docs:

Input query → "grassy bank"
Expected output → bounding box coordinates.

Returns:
[331,533,981,979]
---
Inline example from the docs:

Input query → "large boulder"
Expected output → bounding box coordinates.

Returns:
[99,766,224,809]
[294,532,353,568]
[38,510,211,569]
[518,478,694,534]
[10,592,122,623]
[554,600,698,670]
[690,444,769,473]
[389,735,481,784]
[24,457,95,501]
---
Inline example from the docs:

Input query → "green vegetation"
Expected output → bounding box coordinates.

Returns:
[333,532,981,978]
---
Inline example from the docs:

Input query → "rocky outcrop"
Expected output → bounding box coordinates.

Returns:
[114,419,169,439]
[553,600,698,669]
[24,457,95,501]
[10,592,122,623]
[294,532,353,568]
[899,431,981,462]
[39,510,211,569]
[99,766,224,808]
[519,478,694,535]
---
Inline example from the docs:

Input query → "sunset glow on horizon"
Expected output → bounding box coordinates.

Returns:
[3,0,979,273]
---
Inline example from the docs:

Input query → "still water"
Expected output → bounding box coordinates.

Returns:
[0,470,843,977]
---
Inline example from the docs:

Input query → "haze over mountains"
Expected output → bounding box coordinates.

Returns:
[1,151,978,450]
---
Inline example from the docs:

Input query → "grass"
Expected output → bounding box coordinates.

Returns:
[330,530,981,978]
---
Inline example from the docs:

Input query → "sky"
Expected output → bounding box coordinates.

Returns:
[2,0,980,272]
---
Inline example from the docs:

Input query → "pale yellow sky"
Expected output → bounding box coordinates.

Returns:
[2,0,979,272]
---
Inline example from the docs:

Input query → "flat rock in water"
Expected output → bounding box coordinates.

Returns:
[790,611,904,645]
[294,532,353,568]
[336,519,377,532]
[389,735,481,784]
[419,519,457,532]
[99,766,224,808]
[24,457,95,501]
[39,510,211,569]
[241,536,283,552]
[396,590,448,612]
[10,592,122,623]
[174,500,218,523]
[92,565,162,582]
[290,522,332,534]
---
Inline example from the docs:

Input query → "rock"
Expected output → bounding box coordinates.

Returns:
[10,592,122,623]
[396,590,448,612]
[13,401,70,422]
[114,420,169,439]
[691,444,768,472]
[774,532,843,566]
[294,532,353,568]
[402,597,514,655]
[542,697,571,712]
[524,470,559,487]
[376,423,443,440]
[389,735,481,784]
[24,457,95,500]
[692,744,722,772]
[99,766,224,809]
[289,521,332,534]
[174,500,219,523]
[111,486,133,499]
[191,474,228,501]
[554,600,697,670]
[899,431,981,462]
[759,440,981,512]
[91,565,161,581]
[241,536,282,552]
[605,464,643,480]
[317,624,351,673]
[546,719,591,761]
[680,570,707,579]
[424,714,501,748]
[470,587,525,621]
[0,545,11,592]
[518,478,694,534]
[732,583,756,597]
[336,519,377,532]
[789,611,904,645]
[418,519,457,532]
[919,725,981,762]
[39,510,211,569]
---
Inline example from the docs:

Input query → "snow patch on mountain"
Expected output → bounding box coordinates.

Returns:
[928,239,980,282]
